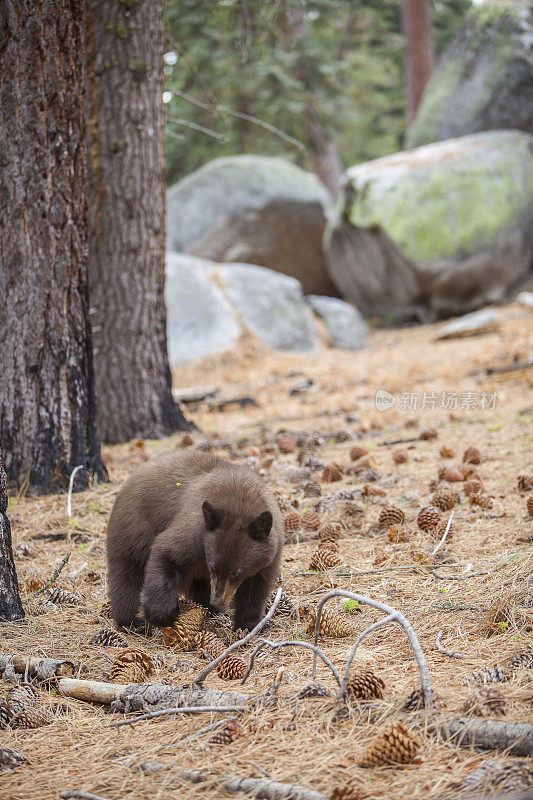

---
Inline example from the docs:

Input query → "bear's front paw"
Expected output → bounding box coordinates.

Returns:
[142,589,179,629]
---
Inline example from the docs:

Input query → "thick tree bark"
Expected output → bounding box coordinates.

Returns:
[401,0,435,124]
[86,0,189,445]
[0,453,23,621]
[0,0,107,495]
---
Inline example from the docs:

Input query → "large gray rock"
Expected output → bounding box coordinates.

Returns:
[407,3,533,148]
[307,295,368,350]
[167,155,337,296]
[220,264,316,352]
[325,131,533,320]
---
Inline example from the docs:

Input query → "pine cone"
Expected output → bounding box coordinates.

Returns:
[217,655,247,680]
[402,687,439,711]
[277,433,297,454]
[0,700,13,728]
[346,667,385,701]
[508,644,533,670]
[517,473,533,491]
[438,466,464,482]
[296,683,329,699]
[109,647,155,683]
[462,687,507,717]
[420,428,438,441]
[284,513,301,532]
[303,510,321,531]
[464,477,484,496]
[304,606,350,638]
[9,706,54,729]
[209,719,241,744]
[417,505,441,531]
[462,759,533,793]
[181,432,194,447]
[318,538,340,552]
[378,506,405,529]
[194,630,227,660]
[258,455,274,470]
[301,481,321,497]
[303,456,325,471]
[265,588,296,617]
[469,664,509,684]
[431,487,458,512]
[47,585,83,606]
[89,628,128,648]
[439,445,455,458]
[99,600,113,618]
[162,606,207,650]
[320,522,343,540]
[308,547,343,572]
[23,599,58,615]
[8,683,39,709]
[392,450,408,464]
[387,525,411,543]
[358,722,422,767]
[469,493,493,509]
[527,495,533,517]
[0,747,27,772]
[330,777,366,800]
[322,463,345,482]
[431,518,454,541]
[463,445,482,464]
[350,445,368,462]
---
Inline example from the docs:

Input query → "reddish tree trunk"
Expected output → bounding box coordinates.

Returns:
[402,0,435,124]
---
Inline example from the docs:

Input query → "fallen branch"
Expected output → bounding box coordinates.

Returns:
[193,587,283,685]
[61,792,110,800]
[28,553,70,599]
[436,630,465,660]
[241,638,343,691]
[431,512,454,557]
[0,653,75,682]
[312,590,433,709]
[430,716,533,757]
[178,768,327,800]
[109,705,246,728]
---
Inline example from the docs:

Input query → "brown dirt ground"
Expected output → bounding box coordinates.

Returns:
[1,302,532,800]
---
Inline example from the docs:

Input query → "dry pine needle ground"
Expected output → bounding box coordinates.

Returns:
[0,303,532,800]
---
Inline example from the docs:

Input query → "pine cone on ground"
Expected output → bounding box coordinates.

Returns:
[303,510,321,530]
[430,518,454,542]
[9,706,54,729]
[303,606,350,638]
[464,477,484,497]
[346,667,385,701]
[438,466,464,482]
[350,445,368,462]
[8,683,39,709]
[439,445,455,458]
[320,521,343,540]
[462,687,507,717]
[527,495,533,517]
[265,588,296,617]
[277,433,297,454]
[378,506,405,529]
[358,722,422,767]
[162,606,207,650]
[330,778,366,800]
[89,628,128,648]
[508,644,533,670]
[296,683,329,699]
[392,450,408,464]
[302,481,321,497]
[431,488,458,512]
[217,655,247,680]
[417,505,441,531]
[0,700,13,728]
[23,599,58,615]
[181,433,194,447]
[194,630,227,660]
[0,747,28,772]
[387,525,411,543]
[284,512,301,532]
[322,463,345,482]
[420,428,438,440]
[517,473,533,491]
[463,445,482,464]
[109,647,155,683]
[462,759,533,793]
[402,687,439,711]
[469,665,509,684]
[318,538,340,552]
[209,719,241,744]
[469,493,493,509]
[308,547,343,572]
[47,586,83,605]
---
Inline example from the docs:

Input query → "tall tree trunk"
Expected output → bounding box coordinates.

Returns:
[401,0,435,125]
[86,0,189,445]
[0,451,23,621]
[0,0,107,495]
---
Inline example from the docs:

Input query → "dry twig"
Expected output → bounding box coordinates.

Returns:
[436,630,466,659]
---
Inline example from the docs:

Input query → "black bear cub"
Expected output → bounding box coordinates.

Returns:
[106,449,283,632]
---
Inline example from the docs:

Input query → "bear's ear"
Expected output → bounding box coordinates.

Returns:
[202,500,223,531]
[248,510,273,541]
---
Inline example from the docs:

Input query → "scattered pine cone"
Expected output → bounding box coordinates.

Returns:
[358,722,422,768]
[162,606,207,650]
[378,505,405,529]
[417,505,441,531]
[508,644,533,670]
[462,686,507,717]
[392,450,408,464]
[346,667,385,701]
[89,628,128,648]
[431,487,458,512]
[469,664,509,684]
[469,493,493,509]
[438,466,464,482]
[195,631,227,660]
[109,647,155,683]
[47,585,83,606]
[318,538,340,552]
[302,510,321,531]
[330,777,366,800]
[387,525,411,543]
[431,518,454,542]
[464,477,484,497]
[209,719,241,744]
[420,428,438,441]
[303,606,350,638]
[284,512,301,532]
[23,599,58,616]
[308,547,343,572]
[462,760,533,794]
[277,433,297,454]
[265,587,296,617]
[350,445,368,462]
[463,445,482,464]
[217,655,247,680]
[8,705,54,729]
[302,481,321,497]
[322,463,345,482]
[527,495,533,517]
[296,683,329,699]
[8,683,39,709]
[0,746,27,772]
[402,687,439,711]
[517,472,533,491]
[320,522,343,541]
[439,445,455,458]
[181,433,194,447]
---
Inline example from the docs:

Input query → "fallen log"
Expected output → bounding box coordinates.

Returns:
[178,769,327,800]
[0,653,75,681]
[432,716,533,757]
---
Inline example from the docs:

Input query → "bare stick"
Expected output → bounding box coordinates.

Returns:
[67,465,84,518]
[28,553,70,599]
[109,705,246,728]
[241,638,343,690]
[167,116,226,141]
[312,590,433,709]
[179,768,327,800]
[431,512,454,557]
[340,614,396,699]
[193,587,283,685]
[435,630,465,660]
[1,654,75,681]
[169,716,236,747]
[61,792,111,800]
[430,716,533,757]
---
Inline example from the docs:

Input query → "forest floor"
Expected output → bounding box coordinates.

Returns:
[1,301,532,800]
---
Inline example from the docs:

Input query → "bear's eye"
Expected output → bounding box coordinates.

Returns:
[233,568,243,581]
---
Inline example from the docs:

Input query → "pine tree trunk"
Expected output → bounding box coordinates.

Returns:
[0,0,107,495]
[86,0,189,445]
[0,452,23,622]
[401,0,435,124]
